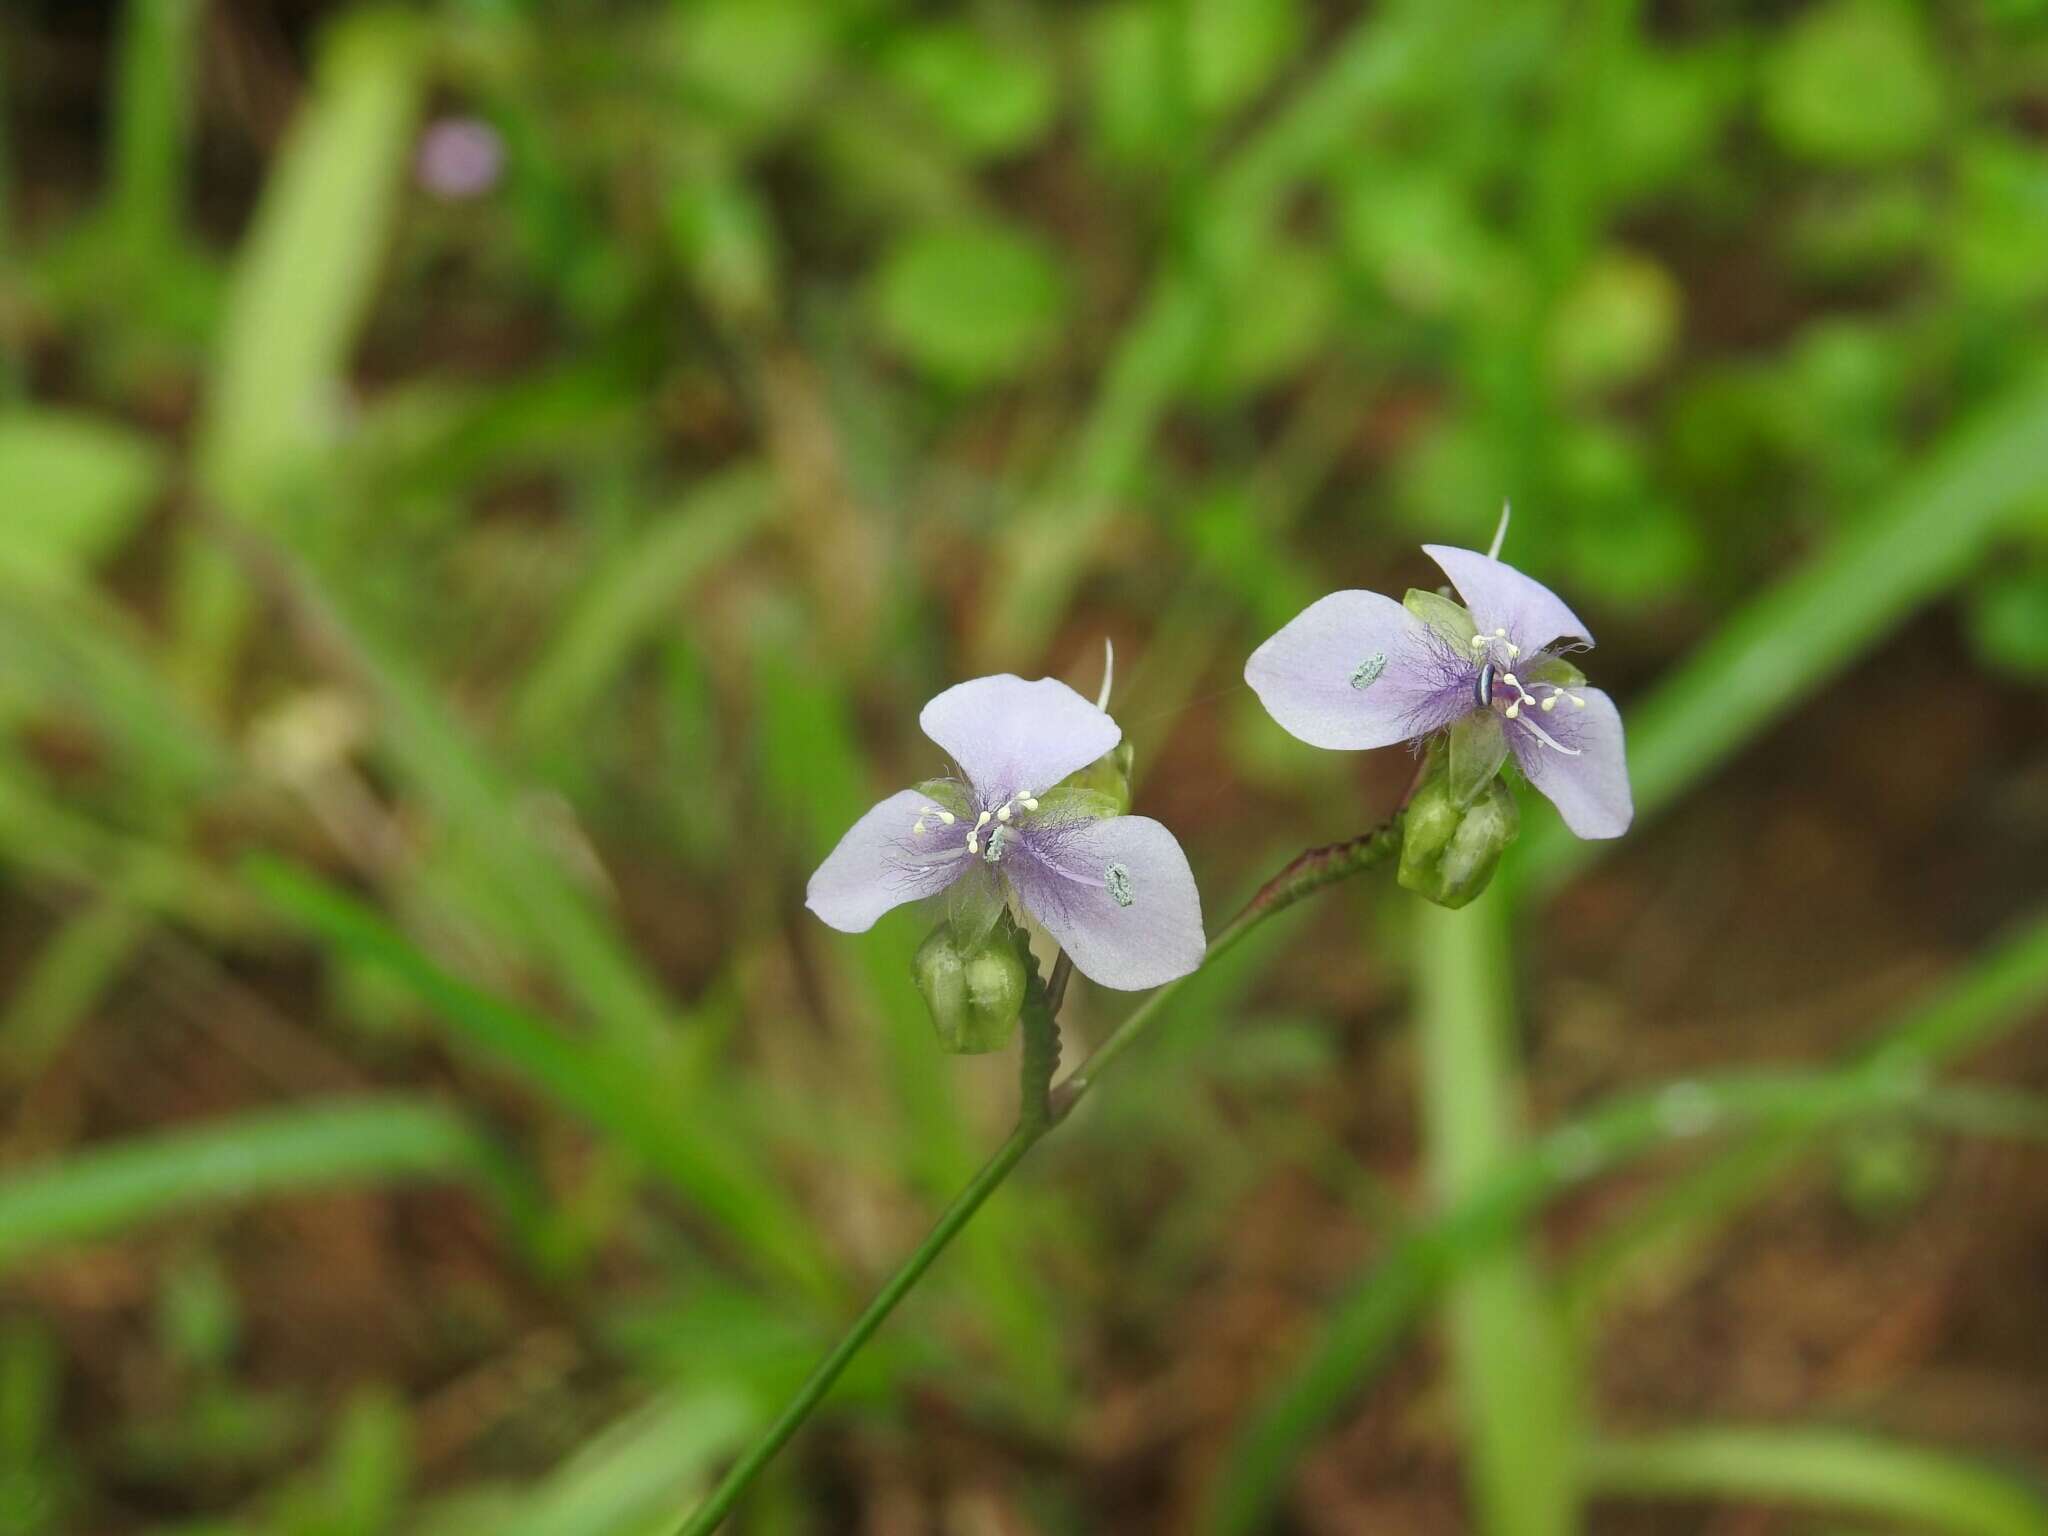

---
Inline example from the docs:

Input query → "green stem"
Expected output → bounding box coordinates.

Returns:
[1414,891,1581,1536]
[675,813,1408,1532]
[674,1124,1041,1536]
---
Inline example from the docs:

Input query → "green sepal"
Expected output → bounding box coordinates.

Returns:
[1029,785,1121,825]
[1398,754,1520,910]
[911,777,974,818]
[1445,709,1509,808]
[946,865,1008,951]
[913,915,1028,1054]
[1521,655,1587,688]
[1404,587,1478,646]
[1059,741,1134,815]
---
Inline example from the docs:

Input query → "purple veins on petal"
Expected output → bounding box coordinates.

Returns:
[919,675,1121,807]
[806,788,968,933]
[1505,685,1632,839]
[1243,590,1464,751]
[1007,814,1204,990]
[1423,543,1593,654]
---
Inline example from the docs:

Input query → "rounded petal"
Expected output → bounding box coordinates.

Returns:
[1424,544,1593,652]
[806,788,967,932]
[1008,816,1204,990]
[919,675,1121,801]
[1244,590,1460,750]
[1506,687,1632,839]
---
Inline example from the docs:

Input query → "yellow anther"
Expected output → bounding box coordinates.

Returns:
[1501,674,1518,689]
[937,810,956,825]
[1506,643,1521,658]
[913,819,926,835]
[1540,696,1557,712]
[1469,634,1488,649]
[997,805,1011,822]
[966,834,979,856]
[1505,703,1521,720]
[1494,628,1507,638]
[1571,695,1585,708]
[976,810,992,828]
[1021,798,1039,811]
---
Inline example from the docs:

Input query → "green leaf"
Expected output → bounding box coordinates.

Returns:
[0,1099,523,1274]
[513,466,775,744]
[0,413,165,584]
[1763,0,1943,166]
[247,858,836,1302]
[1187,0,1303,116]
[673,0,829,143]
[1192,236,1337,401]
[881,24,1056,160]
[1585,1427,2048,1536]
[871,223,1069,385]
[1968,563,2048,678]
[1547,250,1680,398]
[1521,363,2048,891]
[196,8,424,514]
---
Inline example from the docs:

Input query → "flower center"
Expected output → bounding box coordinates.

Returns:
[1476,661,1586,754]
[912,788,1038,859]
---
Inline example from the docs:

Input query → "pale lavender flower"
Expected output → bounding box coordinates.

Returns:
[1245,540,1633,838]
[417,117,504,200]
[806,675,1205,989]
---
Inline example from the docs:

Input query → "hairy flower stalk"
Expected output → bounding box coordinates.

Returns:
[682,798,1412,1535]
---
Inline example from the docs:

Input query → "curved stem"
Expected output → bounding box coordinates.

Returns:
[675,1125,1040,1536]
[676,811,1407,1533]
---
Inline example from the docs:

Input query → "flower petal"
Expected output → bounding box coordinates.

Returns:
[919,675,1122,801]
[1506,687,1632,839]
[1008,816,1204,990]
[1424,544,1593,652]
[1244,590,1461,750]
[806,788,968,932]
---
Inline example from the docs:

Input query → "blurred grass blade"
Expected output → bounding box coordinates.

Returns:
[1522,364,2048,891]
[417,1389,753,1536]
[0,1098,527,1274]
[975,4,1451,663]
[181,7,425,697]
[753,642,1062,1403]
[515,466,774,746]
[247,856,837,1302]
[110,0,203,244]
[242,528,685,1057]
[1564,904,2048,1314]
[194,9,423,511]
[1585,1427,2048,1536]
[0,893,148,1083]
[0,412,166,587]
[1206,1054,2048,1533]
[1412,894,1581,1536]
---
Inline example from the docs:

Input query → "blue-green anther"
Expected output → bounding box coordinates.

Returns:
[1105,862,1134,908]
[1350,651,1388,690]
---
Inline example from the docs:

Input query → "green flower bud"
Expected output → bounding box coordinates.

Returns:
[1060,740,1135,815]
[1398,766,1519,910]
[913,922,1028,1054]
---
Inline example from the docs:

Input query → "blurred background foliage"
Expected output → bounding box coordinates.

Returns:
[3,0,2048,1531]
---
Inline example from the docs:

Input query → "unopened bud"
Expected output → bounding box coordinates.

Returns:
[1398,768,1519,910]
[1062,741,1135,816]
[913,923,1028,1054]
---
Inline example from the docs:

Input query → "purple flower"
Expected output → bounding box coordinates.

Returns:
[806,675,1206,989]
[1244,542,1633,839]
